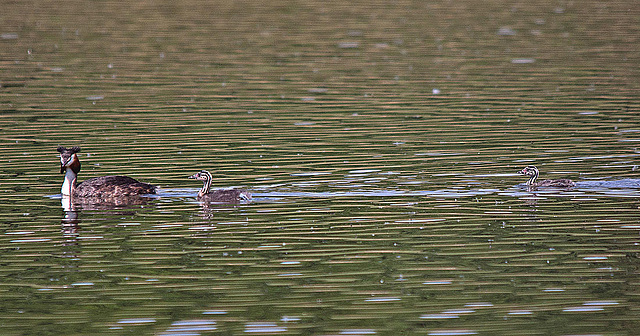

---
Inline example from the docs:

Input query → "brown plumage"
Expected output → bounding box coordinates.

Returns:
[72,175,156,198]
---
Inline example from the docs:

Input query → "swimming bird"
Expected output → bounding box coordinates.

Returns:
[188,170,251,203]
[57,146,156,199]
[518,165,575,188]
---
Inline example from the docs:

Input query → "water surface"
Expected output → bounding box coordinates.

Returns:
[1,0,639,335]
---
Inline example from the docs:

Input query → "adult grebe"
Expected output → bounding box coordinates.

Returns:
[57,146,156,198]
[188,170,252,203]
[518,165,575,188]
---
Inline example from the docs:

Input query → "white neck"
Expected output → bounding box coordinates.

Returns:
[61,197,72,211]
[198,175,212,197]
[61,168,77,196]
[526,170,539,186]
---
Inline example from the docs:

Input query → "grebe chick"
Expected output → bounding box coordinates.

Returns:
[188,170,252,203]
[57,146,156,199]
[518,165,575,188]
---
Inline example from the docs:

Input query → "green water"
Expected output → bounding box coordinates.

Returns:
[1,0,639,335]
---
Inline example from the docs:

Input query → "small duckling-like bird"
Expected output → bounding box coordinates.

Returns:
[188,170,252,203]
[57,146,156,199]
[518,165,575,188]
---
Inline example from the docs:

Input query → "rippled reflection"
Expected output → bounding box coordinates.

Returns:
[1,0,640,335]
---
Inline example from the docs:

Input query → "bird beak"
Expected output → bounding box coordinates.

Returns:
[188,173,197,179]
[517,168,526,175]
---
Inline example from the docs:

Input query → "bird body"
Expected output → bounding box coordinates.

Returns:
[71,175,156,198]
[518,166,575,188]
[57,146,156,199]
[189,170,251,203]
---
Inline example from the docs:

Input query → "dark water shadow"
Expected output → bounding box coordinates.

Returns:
[50,194,157,211]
